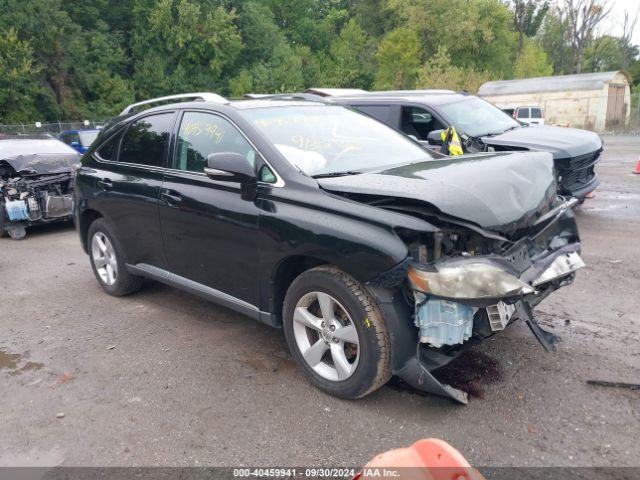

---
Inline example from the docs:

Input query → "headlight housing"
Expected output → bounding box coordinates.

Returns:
[407,261,535,300]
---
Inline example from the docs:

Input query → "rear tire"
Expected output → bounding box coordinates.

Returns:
[87,218,144,296]
[283,265,391,399]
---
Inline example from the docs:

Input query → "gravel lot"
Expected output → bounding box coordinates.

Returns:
[1,136,639,468]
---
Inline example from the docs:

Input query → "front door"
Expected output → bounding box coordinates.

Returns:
[159,110,262,306]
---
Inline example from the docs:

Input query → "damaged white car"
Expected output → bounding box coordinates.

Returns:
[0,135,80,239]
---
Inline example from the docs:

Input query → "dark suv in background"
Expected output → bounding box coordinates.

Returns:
[75,93,585,404]
[289,89,602,201]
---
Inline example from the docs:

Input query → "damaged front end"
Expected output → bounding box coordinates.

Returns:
[392,201,584,404]
[0,147,79,239]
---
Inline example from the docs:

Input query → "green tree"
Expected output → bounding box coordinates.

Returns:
[514,38,553,77]
[131,0,242,97]
[0,0,82,119]
[0,28,42,122]
[538,10,573,74]
[324,19,375,89]
[387,0,517,77]
[582,35,623,72]
[416,46,491,93]
[353,0,395,37]
[509,0,549,54]
[374,27,421,89]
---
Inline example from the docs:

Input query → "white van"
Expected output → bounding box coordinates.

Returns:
[513,106,545,126]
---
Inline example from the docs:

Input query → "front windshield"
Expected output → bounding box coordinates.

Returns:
[438,97,521,137]
[241,105,435,176]
[79,130,99,146]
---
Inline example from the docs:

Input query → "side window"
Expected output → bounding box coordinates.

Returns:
[352,105,391,126]
[61,133,72,145]
[401,106,445,140]
[531,108,542,119]
[119,113,173,167]
[95,130,123,161]
[175,111,257,174]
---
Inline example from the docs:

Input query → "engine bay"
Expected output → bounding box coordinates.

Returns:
[1,173,74,239]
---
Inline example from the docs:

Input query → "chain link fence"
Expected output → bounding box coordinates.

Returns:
[0,120,107,136]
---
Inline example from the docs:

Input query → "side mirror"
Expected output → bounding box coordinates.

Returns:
[70,141,81,147]
[205,152,256,183]
[427,130,444,146]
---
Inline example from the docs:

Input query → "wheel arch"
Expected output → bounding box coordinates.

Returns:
[79,208,103,253]
[268,255,329,326]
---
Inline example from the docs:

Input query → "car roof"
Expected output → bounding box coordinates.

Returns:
[96,97,341,139]
[330,91,472,106]
[229,99,328,110]
[113,98,337,121]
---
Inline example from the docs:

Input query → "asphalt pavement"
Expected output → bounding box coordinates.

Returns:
[1,136,638,468]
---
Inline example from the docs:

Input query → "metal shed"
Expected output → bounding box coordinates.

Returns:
[479,71,631,132]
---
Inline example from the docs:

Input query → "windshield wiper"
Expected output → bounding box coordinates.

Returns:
[502,125,520,133]
[311,171,362,179]
[482,125,520,137]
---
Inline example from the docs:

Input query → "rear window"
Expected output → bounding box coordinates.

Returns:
[530,108,542,119]
[352,105,390,125]
[517,108,530,119]
[118,113,174,167]
[79,130,99,146]
[95,131,123,161]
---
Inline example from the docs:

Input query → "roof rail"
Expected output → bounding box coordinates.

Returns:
[244,93,328,103]
[120,92,229,115]
[303,88,368,97]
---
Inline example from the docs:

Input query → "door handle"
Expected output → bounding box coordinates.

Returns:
[160,190,182,206]
[97,178,113,191]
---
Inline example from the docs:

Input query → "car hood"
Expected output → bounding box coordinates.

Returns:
[0,153,80,175]
[317,152,556,235]
[481,125,602,158]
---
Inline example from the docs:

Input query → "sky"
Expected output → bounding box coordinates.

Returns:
[603,0,640,45]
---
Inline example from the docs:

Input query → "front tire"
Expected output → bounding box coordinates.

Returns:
[0,202,8,238]
[283,265,391,399]
[87,218,144,296]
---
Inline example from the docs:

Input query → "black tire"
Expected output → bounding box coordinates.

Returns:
[283,265,391,399]
[0,201,8,238]
[87,218,144,296]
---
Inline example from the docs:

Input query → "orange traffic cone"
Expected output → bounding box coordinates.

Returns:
[358,439,485,480]
[634,158,640,174]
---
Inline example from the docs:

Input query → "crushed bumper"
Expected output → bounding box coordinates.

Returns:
[394,242,584,404]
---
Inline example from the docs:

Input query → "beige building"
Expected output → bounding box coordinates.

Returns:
[479,71,631,132]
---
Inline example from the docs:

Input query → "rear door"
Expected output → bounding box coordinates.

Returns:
[516,107,530,124]
[159,110,263,306]
[350,104,396,129]
[90,112,175,268]
[530,107,544,126]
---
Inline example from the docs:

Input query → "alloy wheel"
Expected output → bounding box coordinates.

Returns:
[91,231,118,286]
[292,291,360,381]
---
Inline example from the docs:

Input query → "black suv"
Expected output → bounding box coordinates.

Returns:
[295,89,602,200]
[75,93,585,403]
